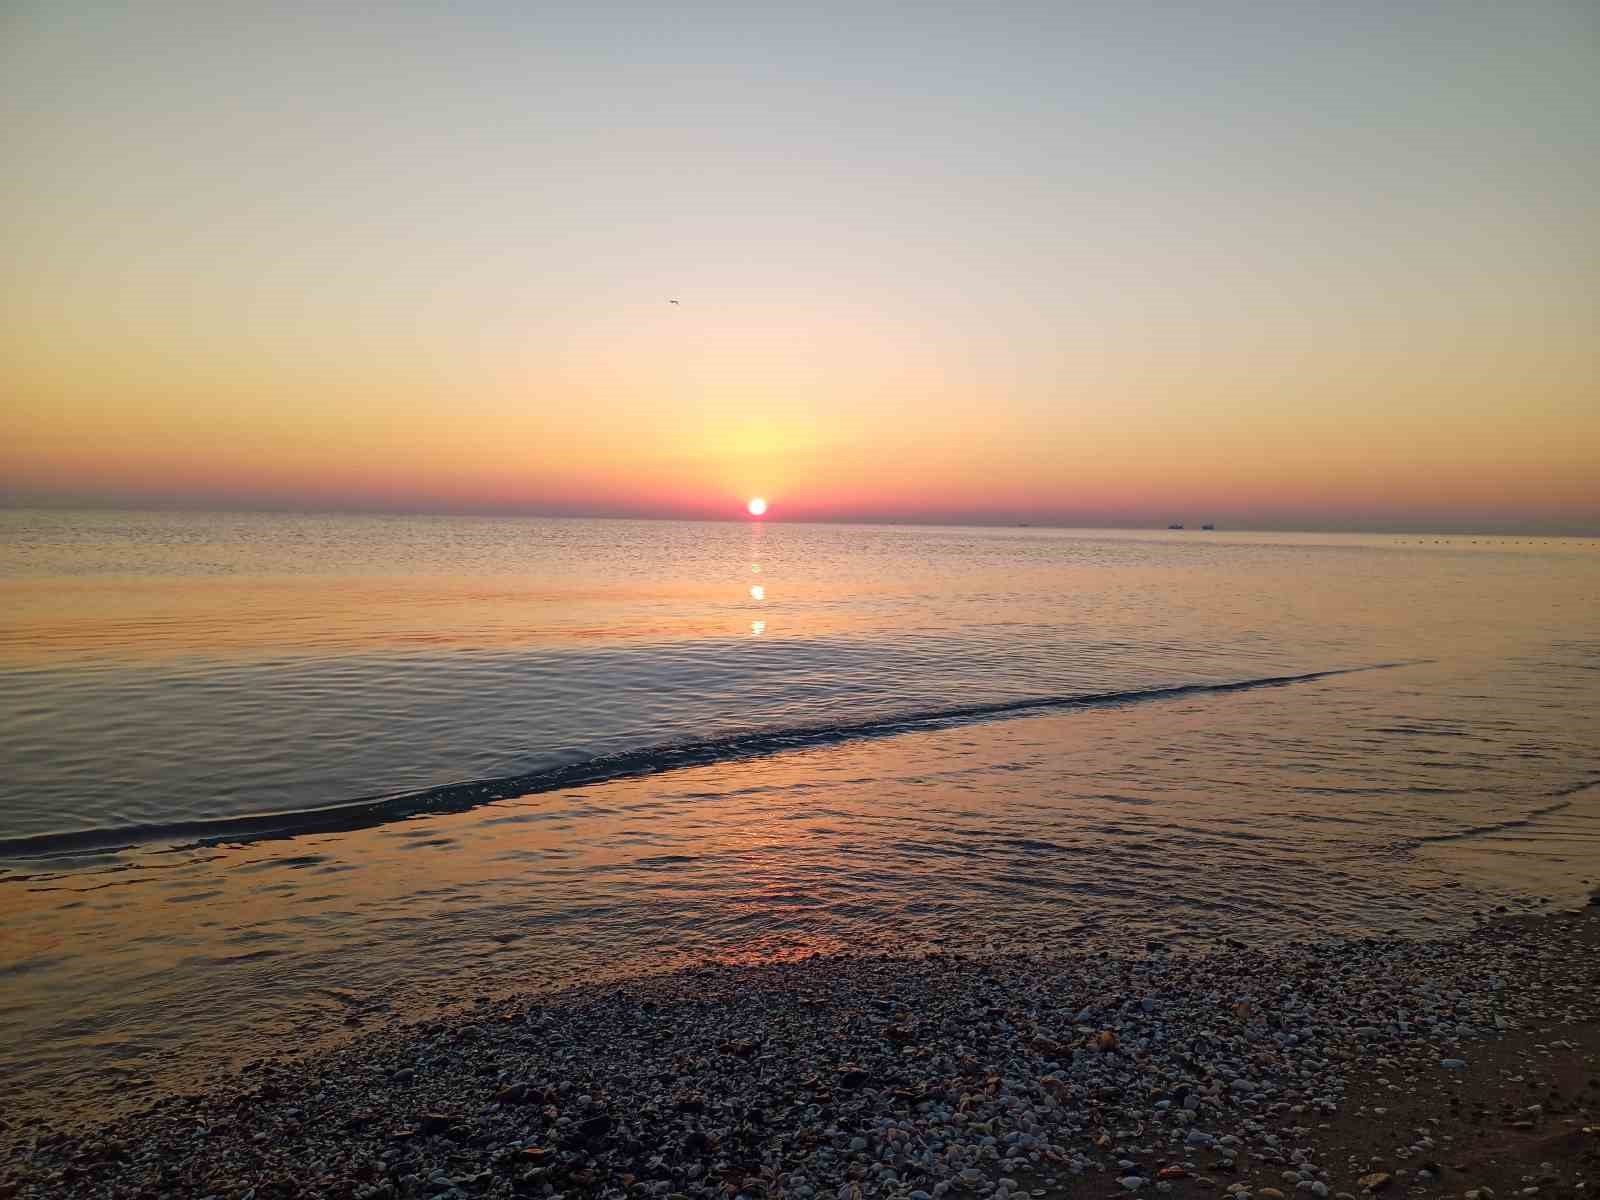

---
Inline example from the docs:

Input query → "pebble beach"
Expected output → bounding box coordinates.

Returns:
[7,899,1597,1200]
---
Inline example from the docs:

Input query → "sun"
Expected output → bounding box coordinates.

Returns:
[746,496,767,517]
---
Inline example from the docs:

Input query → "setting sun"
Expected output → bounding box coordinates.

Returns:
[747,497,767,517]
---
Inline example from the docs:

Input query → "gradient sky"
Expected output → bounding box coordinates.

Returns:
[3,1,1597,530]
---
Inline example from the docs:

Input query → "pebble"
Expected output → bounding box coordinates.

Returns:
[3,921,1593,1200]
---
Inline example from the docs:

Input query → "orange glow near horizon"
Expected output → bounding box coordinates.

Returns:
[2,264,1595,530]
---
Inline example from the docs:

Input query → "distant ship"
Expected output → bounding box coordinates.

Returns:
[1201,523,1215,530]
[1168,523,1184,530]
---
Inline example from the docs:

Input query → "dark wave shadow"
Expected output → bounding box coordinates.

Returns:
[0,661,1421,861]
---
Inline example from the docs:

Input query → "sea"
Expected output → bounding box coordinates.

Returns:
[1,510,1597,1120]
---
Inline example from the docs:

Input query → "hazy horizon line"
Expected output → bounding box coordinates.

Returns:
[3,498,1594,540]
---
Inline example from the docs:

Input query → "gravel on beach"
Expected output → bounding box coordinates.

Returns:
[5,903,1598,1200]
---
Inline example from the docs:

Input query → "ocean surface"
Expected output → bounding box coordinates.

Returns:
[2,510,1598,1120]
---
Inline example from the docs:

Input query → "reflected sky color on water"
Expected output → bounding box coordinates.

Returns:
[3,512,1595,846]
[0,512,1596,1121]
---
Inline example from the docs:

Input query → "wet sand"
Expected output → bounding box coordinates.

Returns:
[4,895,1597,1200]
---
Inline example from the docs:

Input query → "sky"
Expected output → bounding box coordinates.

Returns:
[2,1,1597,531]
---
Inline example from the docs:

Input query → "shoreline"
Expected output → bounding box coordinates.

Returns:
[5,900,1597,1200]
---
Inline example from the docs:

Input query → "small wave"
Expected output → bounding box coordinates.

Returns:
[1549,777,1600,798]
[0,661,1416,861]
[1403,795,1580,848]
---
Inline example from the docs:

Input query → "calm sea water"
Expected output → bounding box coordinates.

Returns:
[1,511,1598,1119]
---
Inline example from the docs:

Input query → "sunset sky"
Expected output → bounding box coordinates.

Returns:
[3,1,1596,531]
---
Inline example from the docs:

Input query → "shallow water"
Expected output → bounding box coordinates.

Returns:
[1,512,1597,1118]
